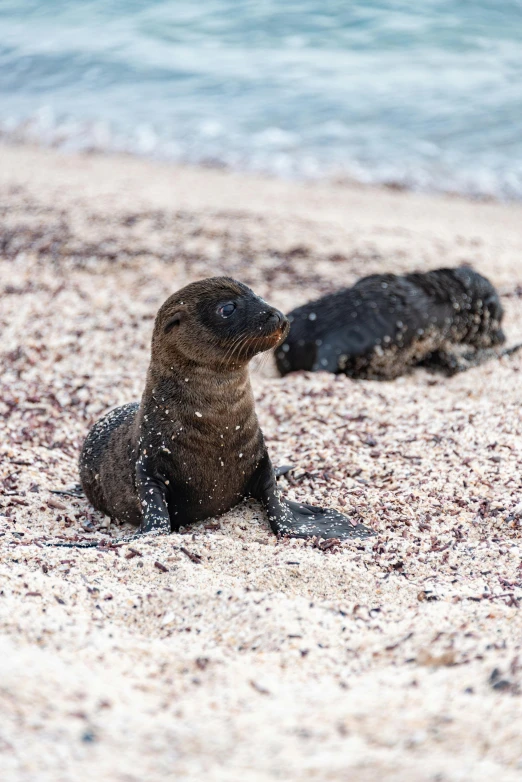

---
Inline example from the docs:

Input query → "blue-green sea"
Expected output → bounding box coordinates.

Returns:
[2,1,522,198]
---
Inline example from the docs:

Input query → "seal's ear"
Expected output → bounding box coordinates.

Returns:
[164,311,183,334]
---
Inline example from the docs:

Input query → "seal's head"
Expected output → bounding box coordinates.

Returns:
[152,277,289,370]
[453,267,505,347]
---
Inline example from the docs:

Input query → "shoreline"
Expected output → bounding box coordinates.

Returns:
[1,129,520,204]
[4,138,522,212]
[2,141,522,781]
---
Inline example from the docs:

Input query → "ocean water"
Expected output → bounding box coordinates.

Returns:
[2,1,522,198]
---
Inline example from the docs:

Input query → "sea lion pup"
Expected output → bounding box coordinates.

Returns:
[275,267,506,380]
[79,277,372,541]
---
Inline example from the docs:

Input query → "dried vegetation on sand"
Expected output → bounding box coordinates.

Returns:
[2,145,522,781]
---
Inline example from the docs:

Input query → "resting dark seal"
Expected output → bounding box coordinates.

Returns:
[275,267,506,379]
[79,277,372,541]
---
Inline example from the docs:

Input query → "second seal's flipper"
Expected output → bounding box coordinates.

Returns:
[421,342,522,376]
[418,349,468,376]
[501,341,522,359]
[275,500,374,540]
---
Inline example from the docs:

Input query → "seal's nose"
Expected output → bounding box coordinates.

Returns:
[267,309,286,328]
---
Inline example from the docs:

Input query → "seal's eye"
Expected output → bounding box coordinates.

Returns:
[218,302,236,318]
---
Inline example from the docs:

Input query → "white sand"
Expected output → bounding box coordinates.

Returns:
[2,143,522,781]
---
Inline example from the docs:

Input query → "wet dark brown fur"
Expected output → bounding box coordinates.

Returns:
[79,277,372,541]
[275,267,506,379]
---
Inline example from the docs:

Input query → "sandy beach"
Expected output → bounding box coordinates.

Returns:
[3,142,522,781]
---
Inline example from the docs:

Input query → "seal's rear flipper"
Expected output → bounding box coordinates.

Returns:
[421,343,522,376]
[272,500,374,540]
[50,484,84,498]
[419,349,465,376]
[274,464,296,478]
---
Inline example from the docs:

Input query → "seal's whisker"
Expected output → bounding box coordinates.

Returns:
[223,332,246,366]
[256,350,275,373]
[218,334,238,367]
[235,333,252,363]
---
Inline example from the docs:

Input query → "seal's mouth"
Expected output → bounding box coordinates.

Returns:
[236,323,289,354]
[257,321,289,345]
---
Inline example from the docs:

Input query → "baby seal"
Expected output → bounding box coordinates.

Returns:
[275,267,505,379]
[79,277,372,541]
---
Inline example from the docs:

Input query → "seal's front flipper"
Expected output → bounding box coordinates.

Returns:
[275,499,374,540]
[312,339,345,373]
[249,454,374,541]
[136,464,171,535]
[313,326,381,374]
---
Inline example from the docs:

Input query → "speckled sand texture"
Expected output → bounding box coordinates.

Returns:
[2,143,522,782]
